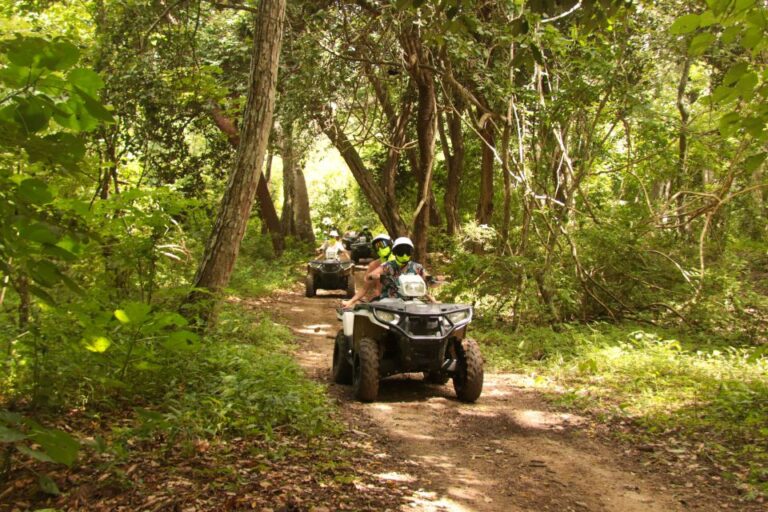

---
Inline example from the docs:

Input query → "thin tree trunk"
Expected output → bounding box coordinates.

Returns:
[438,105,465,236]
[280,123,296,237]
[500,122,512,250]
[190,0,285,311]
[293,164,314,243]
[322,117,408,236]
[401,26,438,263]
[476,116,495,225]
[675,56,691,236]
[209,102,284,253]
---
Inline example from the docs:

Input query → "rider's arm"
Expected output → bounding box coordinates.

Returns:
[367,264,387,282]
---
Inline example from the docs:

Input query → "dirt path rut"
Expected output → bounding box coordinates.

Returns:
[251,270,731,512]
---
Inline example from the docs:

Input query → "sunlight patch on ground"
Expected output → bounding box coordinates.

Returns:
[289,307,304,312]
[405,490,475,512]
[377,471,417,483]
[513,409,586,430]
[455,409,498,418]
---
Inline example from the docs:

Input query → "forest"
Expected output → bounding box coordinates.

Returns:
[1,0,766,510]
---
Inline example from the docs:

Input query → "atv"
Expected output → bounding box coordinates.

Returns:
[306,250,355,298]
[332,274,483,403]
[349,232,373,264]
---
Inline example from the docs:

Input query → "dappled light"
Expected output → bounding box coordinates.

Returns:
[2,0,766,510]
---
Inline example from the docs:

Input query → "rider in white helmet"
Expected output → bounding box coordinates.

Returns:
[366,236,432,301]
[342,233,395,308]
[317,229,349,260]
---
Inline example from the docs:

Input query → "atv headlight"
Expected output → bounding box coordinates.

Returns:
[446,310,470,325]
[374,310,400,324]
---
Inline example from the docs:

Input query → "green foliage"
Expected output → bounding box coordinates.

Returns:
[476,322,768,494]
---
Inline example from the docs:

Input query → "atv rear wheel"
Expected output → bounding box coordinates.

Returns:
[332,330,353,384]
[346,274,355,298]
[353,337,379,402]
[305,273,315,298]
[453,338,483,402]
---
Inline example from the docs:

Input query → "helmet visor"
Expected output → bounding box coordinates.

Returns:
[392,245,413,257]
[373,239,390,251]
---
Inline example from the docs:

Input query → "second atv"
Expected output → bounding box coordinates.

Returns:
[306,250,355,298]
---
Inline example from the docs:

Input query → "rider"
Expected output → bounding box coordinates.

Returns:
[342,233,394,308]
[366,236,433,301]
[316,230,349,260]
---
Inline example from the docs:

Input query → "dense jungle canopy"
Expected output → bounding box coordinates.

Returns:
[1,0,767,509]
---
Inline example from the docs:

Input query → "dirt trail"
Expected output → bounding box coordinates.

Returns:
[252,269,731,512]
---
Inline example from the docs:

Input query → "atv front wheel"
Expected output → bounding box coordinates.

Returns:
[305,273,316,298]
[453,338,483,403]
[332,330,353,384]
[346,274,355,298]
[353,337,379,402]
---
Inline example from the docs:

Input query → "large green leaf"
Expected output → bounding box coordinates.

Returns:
[83,336,112,353]
[688,32,715,56]
[17,178,54,204]
[16,444,55,463]
[38,474,60,496]
[0,425,25,442]
[39,40,80,71]
[669,14,700,35]
[162,330,201,352]
[31,427,80,466]
[67,68,104,95]
[2,36,48,67]
[12,97,52,134]
[73,86,114,123]
[115,301,151,325]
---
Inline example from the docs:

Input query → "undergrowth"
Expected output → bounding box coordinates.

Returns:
[475,323,768,497]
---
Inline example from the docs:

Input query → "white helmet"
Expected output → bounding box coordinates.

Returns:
[392,236,414,250]
[329,230,340,237]
[372,233,391,245]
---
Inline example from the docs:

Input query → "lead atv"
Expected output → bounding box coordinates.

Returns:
[333,274,483,402]
[306,251,355,298]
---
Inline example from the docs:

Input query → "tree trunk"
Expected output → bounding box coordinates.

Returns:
[209,102,284,253]
[476,116,495,225]
[293,164,314,243]
[322,117,409,237]
[280,123,296,237]
[190,0,285,309]
[675,56,691,236]
[401,26,438,263]
[439,105,465,236]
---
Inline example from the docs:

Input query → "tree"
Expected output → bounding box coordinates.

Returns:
[190,0,286,310]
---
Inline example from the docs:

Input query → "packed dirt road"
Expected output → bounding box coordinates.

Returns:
[251,268,749,512]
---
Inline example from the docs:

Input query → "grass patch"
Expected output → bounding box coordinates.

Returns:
[475,323,768,497]
[127,302,334,444]
[228,240,307,298]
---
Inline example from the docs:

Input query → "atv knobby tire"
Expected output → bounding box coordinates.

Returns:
[353,337,379,402]
[346,274,355,298]
[305,273,315,298]
[453,338,483,402]
[332,330,353,384]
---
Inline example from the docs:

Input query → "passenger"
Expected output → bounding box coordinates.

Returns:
[342,233,394,308]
